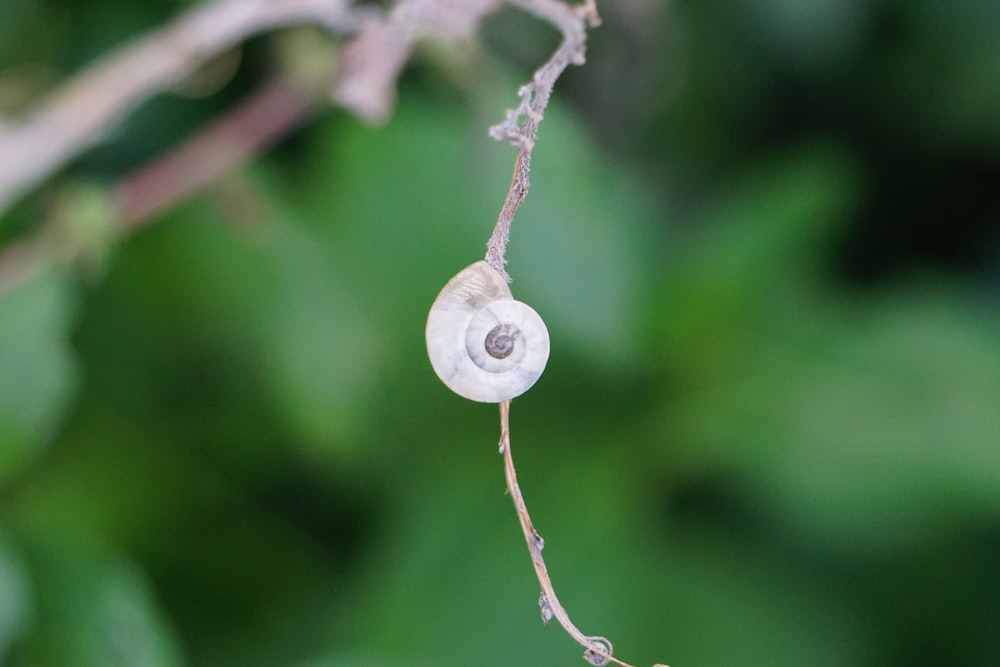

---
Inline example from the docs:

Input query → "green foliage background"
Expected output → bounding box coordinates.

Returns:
[2,1,1000,666]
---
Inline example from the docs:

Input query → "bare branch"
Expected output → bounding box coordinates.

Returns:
[0,68,327,293]
[499,401,669,667]
[0,0,516,218]
[485,0,601,280]
[333,0,502,122]
[0,0,369,215]
[114,77,312,228]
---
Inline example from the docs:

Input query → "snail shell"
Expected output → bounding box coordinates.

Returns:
[426,261,550,403]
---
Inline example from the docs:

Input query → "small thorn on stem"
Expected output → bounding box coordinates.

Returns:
[539,593,554,625]
[583,637,614,666]
[531,530,545,551]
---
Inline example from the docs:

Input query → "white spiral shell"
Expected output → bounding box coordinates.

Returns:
[426,261,550,403]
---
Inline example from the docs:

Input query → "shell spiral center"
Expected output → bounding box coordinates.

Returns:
[485,324,520,359]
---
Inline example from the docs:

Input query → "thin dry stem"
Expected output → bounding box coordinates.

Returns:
[485,0,601,280]
[486,12,668,660]
[499,400,668,667]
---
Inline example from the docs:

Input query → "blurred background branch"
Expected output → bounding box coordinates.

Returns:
[0,0,365,215]
[0,0,602,219]
[0,0,596,292]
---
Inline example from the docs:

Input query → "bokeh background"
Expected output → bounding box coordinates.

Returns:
[2,1,1000,666]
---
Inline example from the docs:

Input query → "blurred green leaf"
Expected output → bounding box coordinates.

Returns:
[654,143,860,373]
[289,100,506,306]
[0,528,31,662]
[513,105,659,372]
[0,268,78,481]
[256,214,382,448]
[671,286,1000,549]
[736,0,870,74]
[14,536,183,667]
[874,0,1000,150]
[654,150,1000,550]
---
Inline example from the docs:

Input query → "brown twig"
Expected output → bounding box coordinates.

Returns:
[114,77,314,229]
[499,401,669,667]
[0,73,318,293]
[0,0,369,215]
[484,0,601,280]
